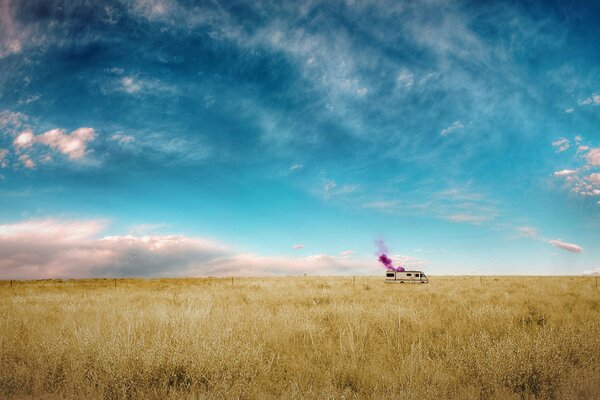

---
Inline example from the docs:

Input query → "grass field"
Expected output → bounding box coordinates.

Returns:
[1,276,599,399]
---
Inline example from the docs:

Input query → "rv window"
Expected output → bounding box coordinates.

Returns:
[415,274,420,277]
[386,272,395,278]
[406,273,411,277]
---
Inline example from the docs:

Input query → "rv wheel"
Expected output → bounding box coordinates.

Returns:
[400,281,404,283]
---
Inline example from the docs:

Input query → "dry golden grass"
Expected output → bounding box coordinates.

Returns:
[1,276,599,399]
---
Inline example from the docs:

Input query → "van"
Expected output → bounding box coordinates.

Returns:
[385,270,429,283]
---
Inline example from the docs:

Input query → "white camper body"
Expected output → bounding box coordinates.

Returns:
[385,270,429,283]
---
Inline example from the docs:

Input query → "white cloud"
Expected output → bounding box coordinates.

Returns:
[292,244,305,249]
[440,121,464,136]
[553,138,600,201]
[445,213,489,224]
[390,254,426,269]
[566,172,600,197]
[517,226,538,238]
[588,173,600,186]
[204,94,216,108]
[0,1,26,59]
[396,70,414,89]
[108,131,210,164]
[553,169,577,177]
[366,187,497,226]
[548,239,583,253]
[19,95,41,105]
[586,148,600,166]
[110,133,135,146]
[0,149,9,168]
[339,250,353,258]
[9,127,96,163]
[552,138,570,152]
[583,268,600,275]
[0,218,367,279]
[13,130,35,150]
[565,108,574,113]
[37,128,95,159]
[290,164,303,171]
[518,226,584,254]
[323,179,358,199]
[355,87,368,96]
[121,76,141,93]
[102,75,176,96]
[0,110,27,136]
[578,95,600,106]
[363,200,399,209]
[18,154,35,169]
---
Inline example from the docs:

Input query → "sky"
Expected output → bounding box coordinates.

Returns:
[0,0,599,279]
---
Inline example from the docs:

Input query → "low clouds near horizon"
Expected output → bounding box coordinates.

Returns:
[0,218,368,279]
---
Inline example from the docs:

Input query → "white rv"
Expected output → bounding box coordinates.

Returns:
[385,270,429,283]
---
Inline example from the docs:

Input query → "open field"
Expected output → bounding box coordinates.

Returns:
[1,276,599,399]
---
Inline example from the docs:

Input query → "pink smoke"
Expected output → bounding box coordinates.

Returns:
[376,240,405,272]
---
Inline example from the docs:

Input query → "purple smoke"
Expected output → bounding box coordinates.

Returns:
[376,240,405,272]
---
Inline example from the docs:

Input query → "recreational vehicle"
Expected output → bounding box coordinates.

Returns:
[385,270,429,283]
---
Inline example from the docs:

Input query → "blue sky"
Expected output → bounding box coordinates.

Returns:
[0,0,599,278]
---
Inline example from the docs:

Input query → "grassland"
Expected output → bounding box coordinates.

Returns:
[0,276,599,399]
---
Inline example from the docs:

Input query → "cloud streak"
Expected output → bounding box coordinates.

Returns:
[548,239,583,253]
[517,226,583,254]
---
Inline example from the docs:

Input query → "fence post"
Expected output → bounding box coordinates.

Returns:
[10,280,12,287]
[231,276,234,286]
[480,276,483,285]
[353,276,356,285]
[114,278,117,288]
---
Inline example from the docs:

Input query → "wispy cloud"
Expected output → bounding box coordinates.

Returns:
[0,110,27,135]
[0,149,8,168]
[103,75,176,96]
[552,138,570,153]
[121,76,141,93]
[440,121,464,137]
[363,200,400,210]
[578,94,600,106]
[517,226,538,238]
[323,179,359,199]
[339,250,353,258]
[396,70,414,89]
[364,186,498,225]
[109,131,211,165]
[444,213,489,224]
[553,169,577,177]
